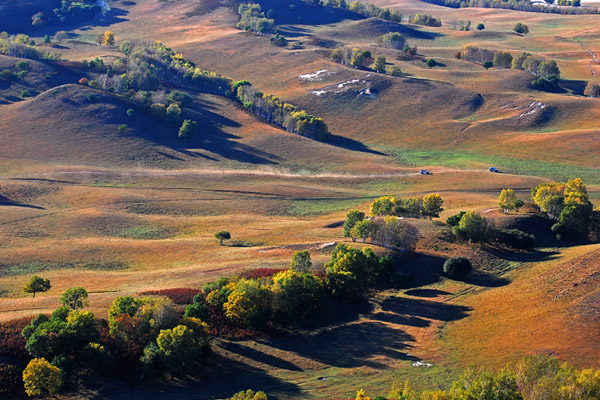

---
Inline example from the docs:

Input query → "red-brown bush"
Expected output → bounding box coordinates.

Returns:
[141,288,202,304]
[0,317,32,360]
[239,268,286,280]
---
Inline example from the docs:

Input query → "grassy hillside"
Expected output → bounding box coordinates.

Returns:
[1,0,600,398]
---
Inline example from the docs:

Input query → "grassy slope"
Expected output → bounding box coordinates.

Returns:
[0,0,599,398]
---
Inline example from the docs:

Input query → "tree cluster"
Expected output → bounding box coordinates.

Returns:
[237,3,274,33]
[82,41,329,141]
[343,210,420,251]
[29,0,100,28]
[325,0,403,23]
[532,178,597,239]
[0,33,60,60]
[421,0,594,14]
[409,14,442,27]
[368,194,445,219]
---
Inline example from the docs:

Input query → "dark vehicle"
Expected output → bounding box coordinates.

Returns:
[488,167,500,173]
[420,169,432,175]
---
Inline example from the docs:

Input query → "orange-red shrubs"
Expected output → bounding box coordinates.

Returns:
[239,268,286,280]
[78,77,89,85]
[141,288,202,304]
[0,317,32,360]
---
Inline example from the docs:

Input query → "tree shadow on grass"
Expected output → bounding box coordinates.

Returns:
[462,269,510,288]
[218,342,303,371]
[260,320,418,369]
[0,195,45,210]
[404,288,451,298]
[83,352,302,400]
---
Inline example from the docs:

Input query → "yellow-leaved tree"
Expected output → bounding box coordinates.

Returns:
[22,358,62,397]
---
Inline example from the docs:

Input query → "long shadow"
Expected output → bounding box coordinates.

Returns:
[0,195,45,210]
[561,79,588,96]
[259,320,418,369]
[405,288,451,298]
[380,297,472,322]
[259,0,363,25]
[218,342,303,371]
[372,312,432,327]
[89,353,302,400]
[327,133,386,155]
[462,270,510,288]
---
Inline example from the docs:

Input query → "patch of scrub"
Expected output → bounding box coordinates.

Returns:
[116,226,174,240]
[0,260,130,277]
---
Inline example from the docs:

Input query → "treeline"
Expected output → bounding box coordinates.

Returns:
[0,287,212,397]
[31,0,101,28]
[532,178,600,240]
[324,0,404,23]
[351,354,600,399]
[459,45,561,89]
[237,3,274,33]
[0,245,412,396]
[409,14,442,27]
[78,40,329,140]
[329,47,404,76]
[341,194,442,248]
[0,32,61,60]
[421,0,597,14]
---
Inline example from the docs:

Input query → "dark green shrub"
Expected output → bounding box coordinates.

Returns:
[443,257,472,280]
[446,211,466,226]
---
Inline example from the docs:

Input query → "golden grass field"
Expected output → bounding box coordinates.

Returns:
[1,0,600,397]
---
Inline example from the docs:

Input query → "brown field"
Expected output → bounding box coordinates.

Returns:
[1,0,600,397]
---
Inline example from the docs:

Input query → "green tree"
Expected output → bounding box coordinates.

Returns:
[60,287,89,310]
[165,103,181,126]
[343,209,365,239]
[498,188,518,214]
[43,35,51,44]
[477,23,485,30]
[373,55,386,73]
[23,276,51,298]
[351,220,374,243]
[443,257,472,280]
[370,196,396,216]
[513,22,529,34]
[493,51,513,69]
[422,193,444,219]
[452,211,492,242]
[426,58,436,68]
[450,368,522,400]
[290,250,312,273]
[483,61,493,70]
[155,325,198,374]
[178,119,197,140]
[350,48,373,68]
[228,389,268,400]
[214,230,231,245]
[325,244,381,298]
[271,270,323,321]
[551,203,593,239]
[22,358,62,398]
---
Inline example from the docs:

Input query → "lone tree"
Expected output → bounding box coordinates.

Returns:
[513,22,529,35]
[483,61,493,70]
[215,230,231,245]
[290,250,312,273]
[61,287,89,310]
[476,23,485,30]
[102,31,115,46]
[498,188,518,214]
[23,276,51,298]
[443,257,472,280]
